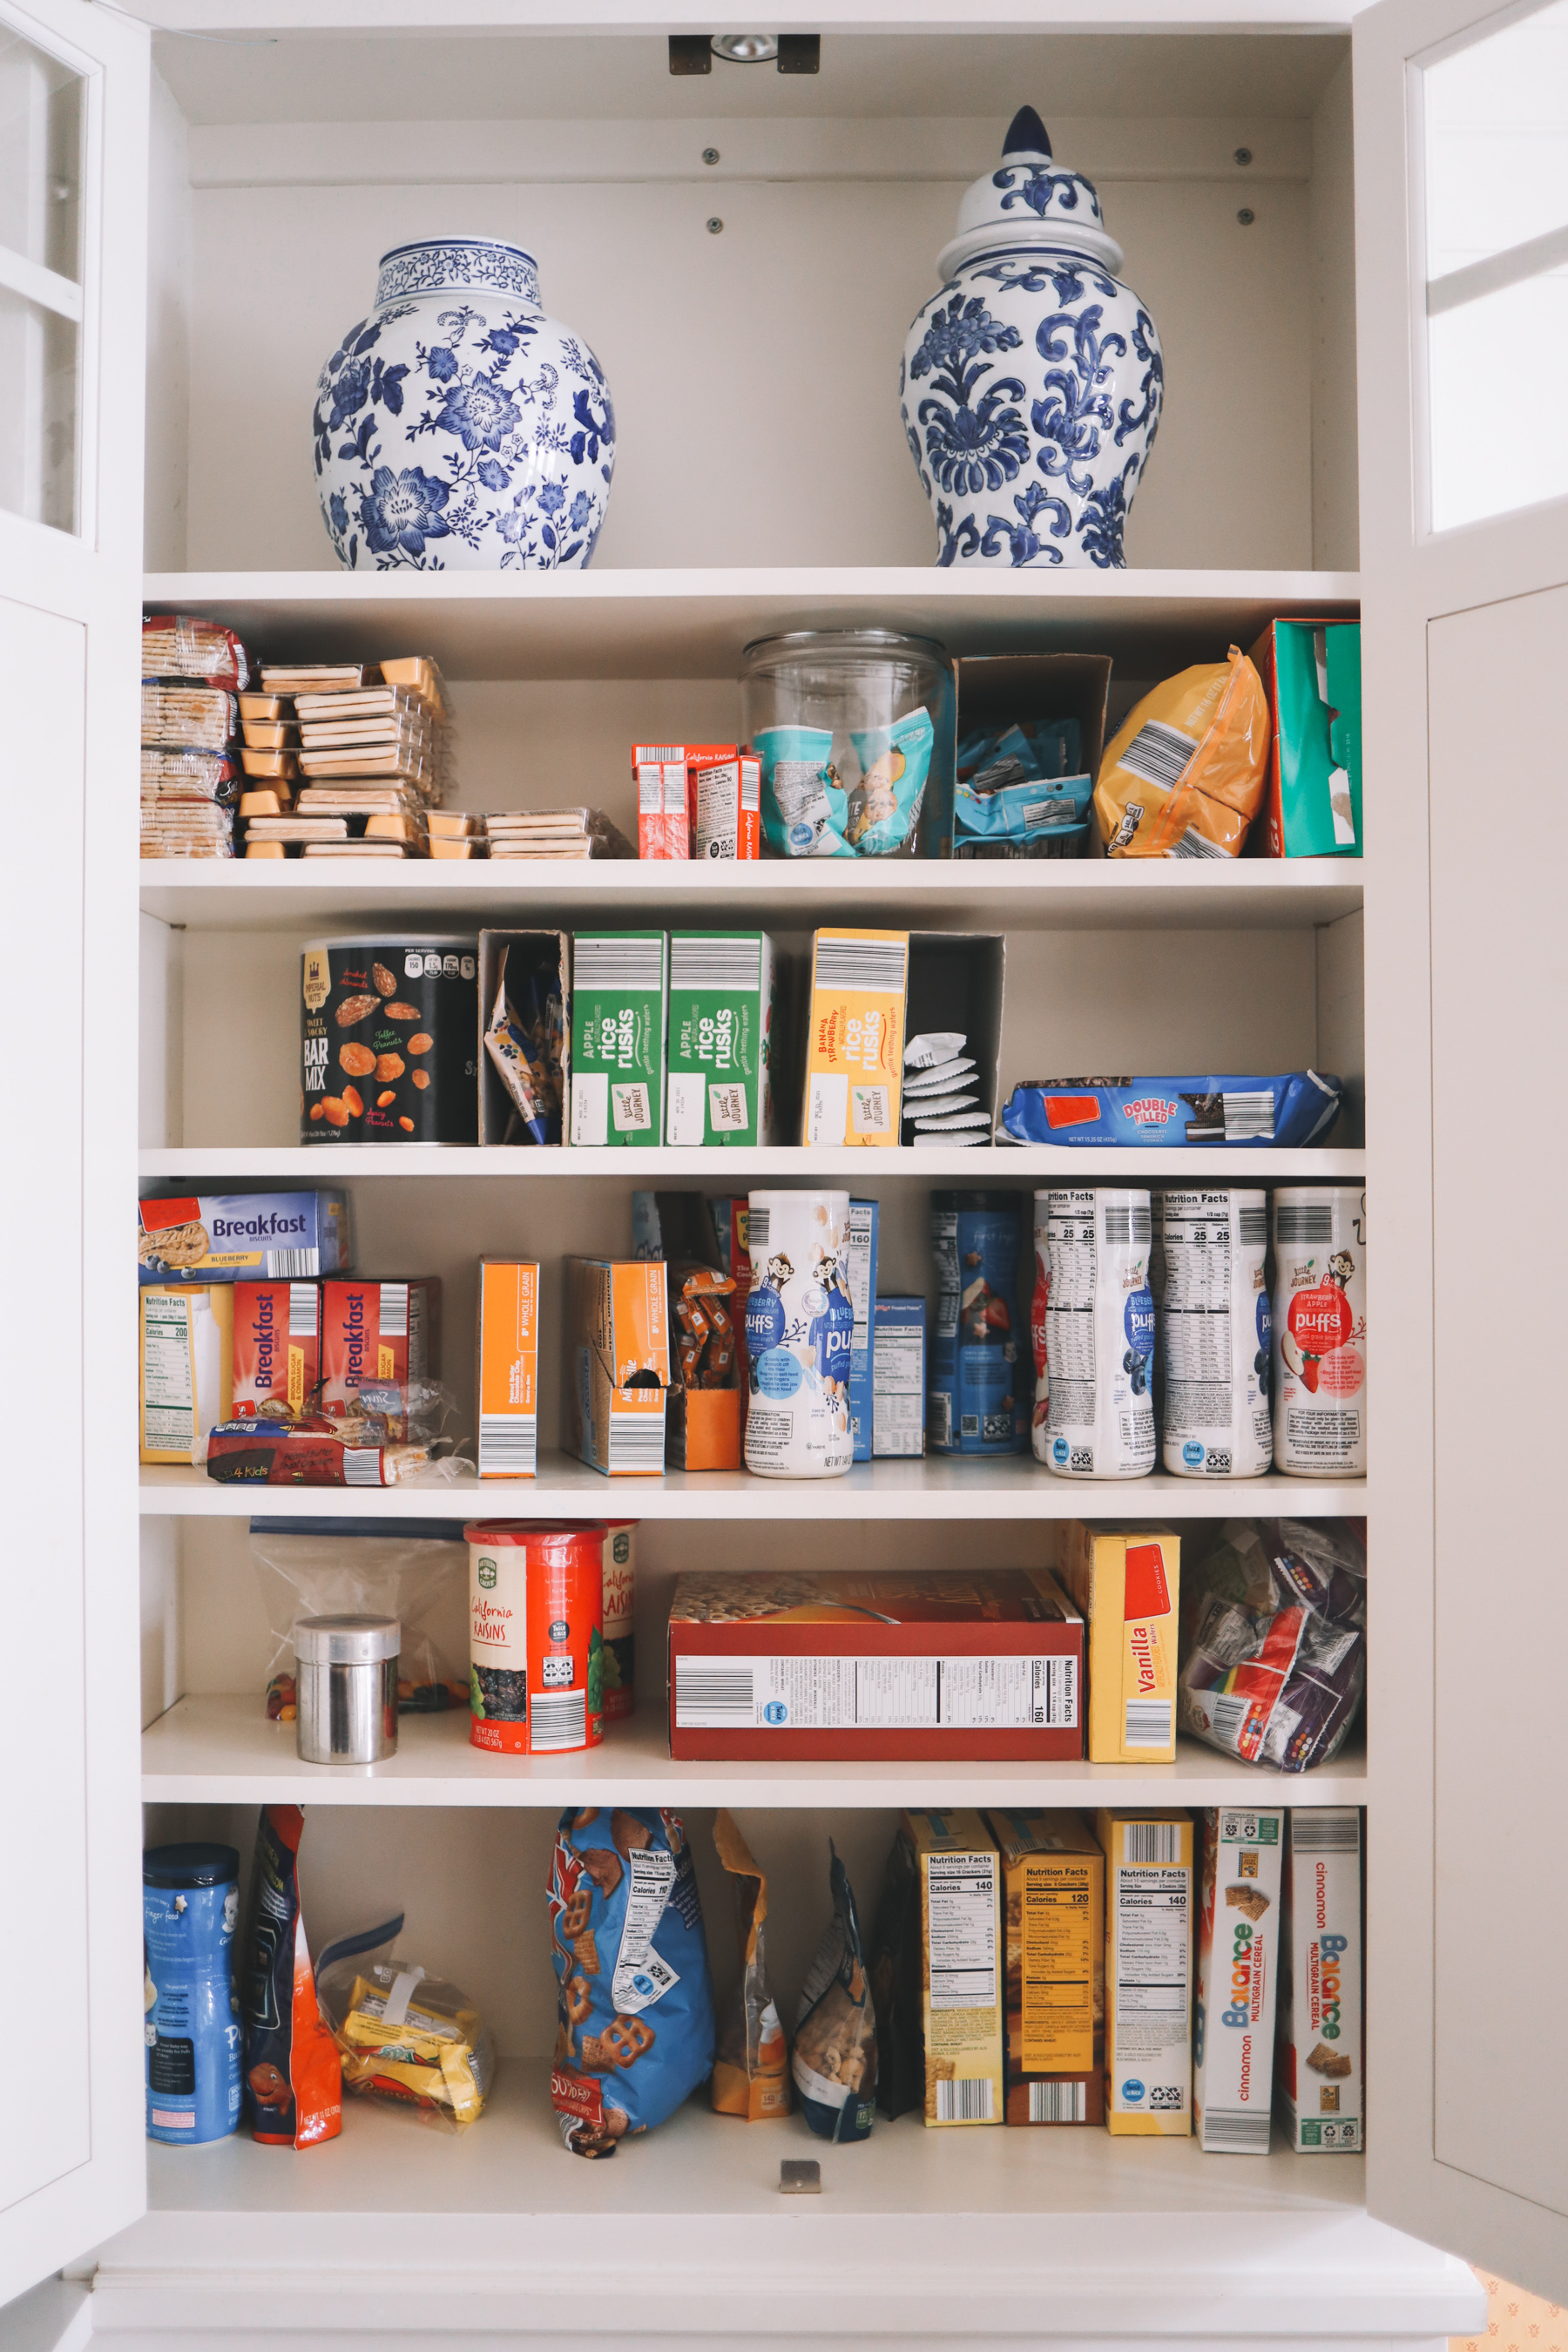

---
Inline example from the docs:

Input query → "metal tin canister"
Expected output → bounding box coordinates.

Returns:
[465,1522,605,1754]
[144,1842,242,2144]
[294,1613,401,1762]
[301,934,479,1144]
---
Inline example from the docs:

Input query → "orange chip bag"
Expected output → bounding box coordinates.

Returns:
[1095,645,1269,858]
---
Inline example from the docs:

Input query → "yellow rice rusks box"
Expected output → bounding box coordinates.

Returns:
[476,1259,540,1479]
[139,1284,233,1464]
[1096,1808,1194,2136]
[1058,1525,1179,1764]
[902,1807,1004,2126]
[800,928,909,1147]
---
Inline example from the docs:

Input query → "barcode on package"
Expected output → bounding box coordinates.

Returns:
[1103,1202,1152,1245]
[378,1281,409,1338]
[814,935,908,993]
[746,1206,771,1251]
[1023,796,1074,830]
[1124,1699,1173,1749]
[1276,1202,1335,1244]
[1291,1811,1360,1853]
[479,1413,537,1476]
[1166,826,1228,859]
[675,1659,756,1725]
[1029,2081,1087,2123]
[343,1447,382,1487]
[1202,2108,1271,2153]
[1115,720,1198,791]
[1222,1091,1276,1141]
[1124,1822,1181,1864]
[574,936,666,990]
[936,2078,995,2123]
[529,1689,586,1751]
[671,936,760,990]
[608,1415,666,1473]
[1208,1691,1254,1752]
[266,1247,320,1278]
[288,1283,318,1336]
[1239,1205,1268,1245]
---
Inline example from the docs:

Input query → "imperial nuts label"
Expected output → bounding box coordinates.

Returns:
[570,933,667,1147]
[666,931,776,1147]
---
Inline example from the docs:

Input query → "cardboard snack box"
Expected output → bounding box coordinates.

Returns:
[845,1198,879,1463]
[1056,1525,1180,1764]
[138,1189,351,1285]
[873,1295,926,1456]
[1096,1808,1194,2136]
[1194,1804,1285,2153]
[569,931,667,1146]
[666,931,780,1147]
[1248,619,1362,860]
[232,1279,321,1420]
[140,1285,233,1464]
[881,1809,1005,2126]
[1276,1808,1363,2151]
[799,929,909,1146]
[476,1259,540,1478]
[667,1566,1084,1761]
[564,1256,670,1477]
[321,1276,441,1439]
[987,1809,1105,2125]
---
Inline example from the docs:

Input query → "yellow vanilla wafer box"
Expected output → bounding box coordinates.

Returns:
[476,1258,540,1478]
[800,929,909,1147]
[1057,1525,1179,1763]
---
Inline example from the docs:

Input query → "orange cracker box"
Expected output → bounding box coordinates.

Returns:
[476,1258,540,1478]
[232,1279,321,1419]
[1057,1524,1179,1763]
[986,1809,1104,2125]
[564,1256,670,1475]
[1096,1808,1194,2135]
[632,741,737,859]
[321,1276,441,1440]
[800,929,909,1146]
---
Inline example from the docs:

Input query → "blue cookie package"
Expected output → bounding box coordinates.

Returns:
[1000,1071,1344,1150]
[548,1806,715,2157]
[954,718,1092,853]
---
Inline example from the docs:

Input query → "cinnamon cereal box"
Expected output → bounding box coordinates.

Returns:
[1194,1804,1284,2153]
[1096,1808,1193,2135]
[476,1259,539,1478]
[1276,1809,1362,2150]
[800,929,908,1146]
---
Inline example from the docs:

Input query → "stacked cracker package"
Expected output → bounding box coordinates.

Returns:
[239,656,451,858]
[139,615,247,857]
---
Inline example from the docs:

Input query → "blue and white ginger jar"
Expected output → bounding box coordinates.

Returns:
[900,107,1163,569]
[314,236,614,571]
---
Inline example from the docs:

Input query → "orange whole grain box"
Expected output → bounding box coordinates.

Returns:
[800,929,909,1147]
[476,1259,540,1478]
[564,1257,669,1476]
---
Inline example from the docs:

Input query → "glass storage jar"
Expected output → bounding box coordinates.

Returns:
[739,630,954,859]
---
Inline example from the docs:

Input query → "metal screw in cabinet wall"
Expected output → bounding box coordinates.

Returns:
[1237,208,1256,226]
[707,216,724,233]
[1234,145,1254,166]
[703,146,720,165]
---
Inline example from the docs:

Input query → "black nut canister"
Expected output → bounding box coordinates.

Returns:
[301,934,479,1144]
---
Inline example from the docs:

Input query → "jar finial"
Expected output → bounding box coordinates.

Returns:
[1003,104,1051,158]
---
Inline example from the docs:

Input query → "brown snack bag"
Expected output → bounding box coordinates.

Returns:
[711,1810,790,2120]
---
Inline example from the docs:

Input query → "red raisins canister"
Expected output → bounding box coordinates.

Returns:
[302,935,478,1144]
[465,1523,605,1754]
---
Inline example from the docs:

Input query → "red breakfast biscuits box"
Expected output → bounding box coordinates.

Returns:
[232,1280,321,1417]
[667,1567,1084,1761]
[321,1276,440,1436]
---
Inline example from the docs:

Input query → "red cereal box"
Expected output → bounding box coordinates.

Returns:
[232,1280,321,1419]
[321,1277,441,1437]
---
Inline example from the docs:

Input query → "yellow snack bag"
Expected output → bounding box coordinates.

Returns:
[1095,645,1269,858]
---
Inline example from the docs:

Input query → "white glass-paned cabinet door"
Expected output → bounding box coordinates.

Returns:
[0,0,148,2309]
[1355,0,1568,2305]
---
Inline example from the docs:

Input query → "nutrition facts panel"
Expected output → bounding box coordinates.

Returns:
[927,1855,998,2011]
[673,1653,1078,1729]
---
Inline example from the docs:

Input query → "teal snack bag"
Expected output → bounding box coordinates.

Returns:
[792,1843,877,2141]
[756,725,852,859]
[845,706,934,855]
[569,933,667,1147]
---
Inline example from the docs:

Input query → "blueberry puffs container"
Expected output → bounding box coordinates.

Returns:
[302,936,479,1144]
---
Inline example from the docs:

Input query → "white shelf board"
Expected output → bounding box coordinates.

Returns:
[139,1452,1367,1520]
[101,2065,1483,2344]
[138,856,1364,936]
[139,1144,1367,1180]
[143,565,1360,681]
[142,1692,1368,1808]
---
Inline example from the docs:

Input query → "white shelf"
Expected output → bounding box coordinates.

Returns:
[142,1693,1368,1809]
[139,855,1365,935]
[139,1143,1367,1180]
[139,1451,1367,1519]
[144,565,1360,680]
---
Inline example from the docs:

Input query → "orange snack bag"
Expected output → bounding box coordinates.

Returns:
[1095,645,1269,858]
[240,1803,343,2147]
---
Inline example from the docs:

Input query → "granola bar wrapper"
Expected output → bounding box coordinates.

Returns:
[547,1807,715,2157]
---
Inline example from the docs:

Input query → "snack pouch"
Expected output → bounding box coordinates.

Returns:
[1177,1519,1366,1772]
[548,1806,716,2156]
[1095,646,1269,859]
[239,1804,342,2147]
[868,1820,924,2119]
[316,1916,496,2131]
[711,1810,791,2119]
[792,1843,877,2142]
[845,706,934,855]
[756,725,851,859]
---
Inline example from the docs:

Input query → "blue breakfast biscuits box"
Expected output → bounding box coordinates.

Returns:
[138,1191,352,1284]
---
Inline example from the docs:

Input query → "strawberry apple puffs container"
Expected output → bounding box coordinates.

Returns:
[466,1523,605,1754]
[1271,1188,1367,1477]
[301,936,478,1144]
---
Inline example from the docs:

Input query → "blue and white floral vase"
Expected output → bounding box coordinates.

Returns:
[313,236,614,571]
[900,107,1163,569]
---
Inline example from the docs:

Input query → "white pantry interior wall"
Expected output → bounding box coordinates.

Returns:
[1309,55,1359,569]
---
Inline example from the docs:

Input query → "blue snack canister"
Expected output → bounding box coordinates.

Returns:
[929,1191,1029,1454]
[144,1842,242,2145]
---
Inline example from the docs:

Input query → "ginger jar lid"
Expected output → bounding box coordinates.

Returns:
[938,105,1124,283]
